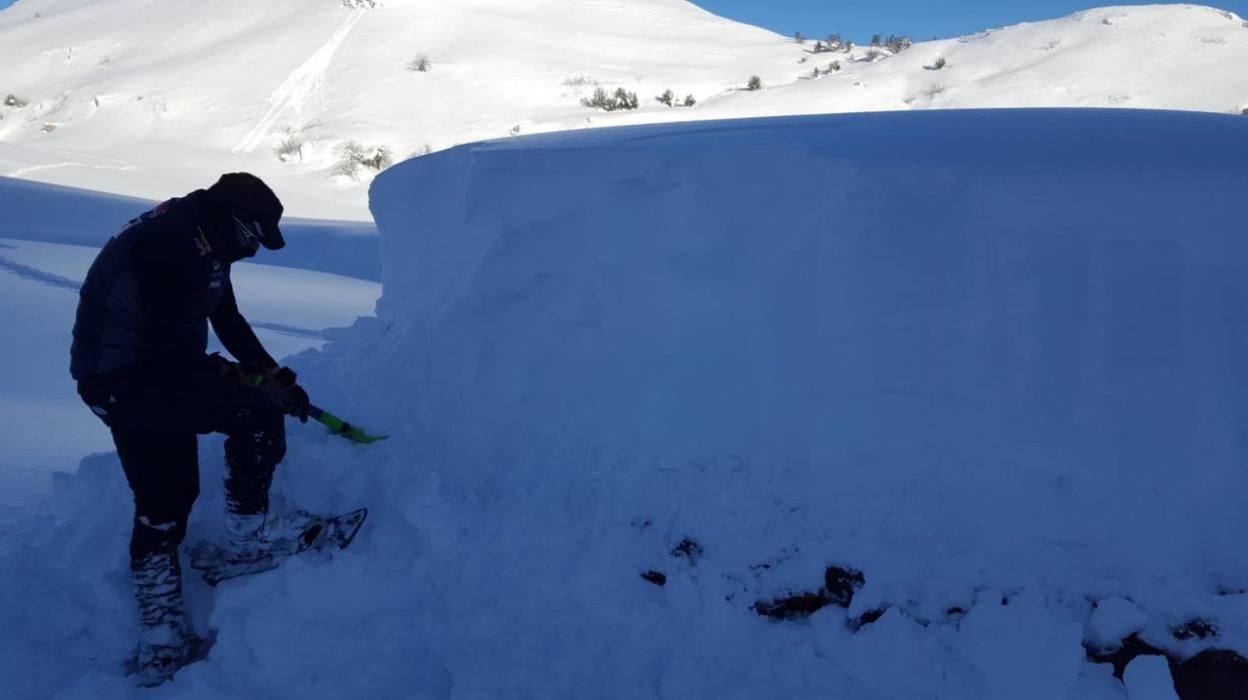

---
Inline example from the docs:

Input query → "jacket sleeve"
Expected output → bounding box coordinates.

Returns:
[210,277,278,371]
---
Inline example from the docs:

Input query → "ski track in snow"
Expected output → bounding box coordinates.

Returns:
[248,321,327,340]
[233,9,368,153]
[0,253,80,291]
[6,160,136,179]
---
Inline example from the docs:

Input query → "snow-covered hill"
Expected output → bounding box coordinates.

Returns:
[1,1,1245,218]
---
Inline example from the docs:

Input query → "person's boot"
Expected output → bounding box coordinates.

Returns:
[130,550,189,687]
[222,448,279,561]
[224,509,269,562]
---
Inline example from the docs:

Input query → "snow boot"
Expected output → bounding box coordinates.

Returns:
[224,510,269,562]
[130,550,190,687]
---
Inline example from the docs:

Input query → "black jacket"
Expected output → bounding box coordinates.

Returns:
[70,192,277,381]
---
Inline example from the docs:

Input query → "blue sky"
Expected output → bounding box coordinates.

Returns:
[689,1,1248,41]
[1,0,1245,40]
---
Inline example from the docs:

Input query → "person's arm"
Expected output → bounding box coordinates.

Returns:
[210,278,278,372]
[211,278,311,422]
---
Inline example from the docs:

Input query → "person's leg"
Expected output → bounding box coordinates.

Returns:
[79,364,287,683]
[109,423,198,686]
[89,364,288,536]
[84,363,287,544]
[219,389,287,558]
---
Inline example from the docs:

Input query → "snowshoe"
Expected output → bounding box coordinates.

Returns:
[188,508,367,586]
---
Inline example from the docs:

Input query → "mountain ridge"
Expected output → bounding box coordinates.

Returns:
[0,1,1244,218]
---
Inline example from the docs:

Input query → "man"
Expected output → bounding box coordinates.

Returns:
[70,173,310,686]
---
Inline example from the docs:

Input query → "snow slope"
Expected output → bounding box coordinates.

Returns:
[0,176,382,281]
[3,108,1244,698]
[1,1,1246,218]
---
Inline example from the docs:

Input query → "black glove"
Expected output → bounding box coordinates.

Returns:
[206,352,246,383]
[271,366,310,423]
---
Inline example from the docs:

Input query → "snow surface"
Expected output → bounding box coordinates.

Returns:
[6,108,1240,698]
[1,1,1246,219]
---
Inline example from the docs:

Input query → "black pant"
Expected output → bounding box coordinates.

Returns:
[78,364,287,561]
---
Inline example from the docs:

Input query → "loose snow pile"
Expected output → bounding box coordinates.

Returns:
[4,109,1248,698]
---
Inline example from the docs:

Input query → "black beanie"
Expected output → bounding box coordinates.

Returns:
[205,173,286,250]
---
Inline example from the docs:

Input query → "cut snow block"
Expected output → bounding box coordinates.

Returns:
[1124,655,1179,700]
[1087,597,1148,651]
[369,109,1248,498]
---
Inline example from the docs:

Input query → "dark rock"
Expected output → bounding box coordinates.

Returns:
[1087,634,1167,679]
[824,565,865,606]
[640,570,667,586]
[1173,619,1218,641]
[1173,649,1248,700]
[855,608,887,628]
[754,564,866,621]
[754,592,832,621]
[671,538,704,562]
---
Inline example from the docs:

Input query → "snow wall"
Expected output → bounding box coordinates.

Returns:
[354,110,1248,675]
[371,109,1248,483]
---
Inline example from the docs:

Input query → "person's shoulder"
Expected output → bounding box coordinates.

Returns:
[123,199,205,265]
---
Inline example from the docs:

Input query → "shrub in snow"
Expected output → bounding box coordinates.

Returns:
[746,75,763,91]
[407,54,432,72]
[561,75,598,88]
[871,34,882,47]
[1242,107,1248,116]
[926,57,948,70]
[829,60,841,72]
[586,88,610,109]
[411,144,434,157]
[333,140,393,179]
[794,31,805,44]
[820,34,845,52]
[584,87,639,111]
[613,88,639,110]
[682,94,696,107]
[274,136,304,162]
[864,49,883,62]
[657,89,674,107]
[886,35,913,53]
[4,94,29,108]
